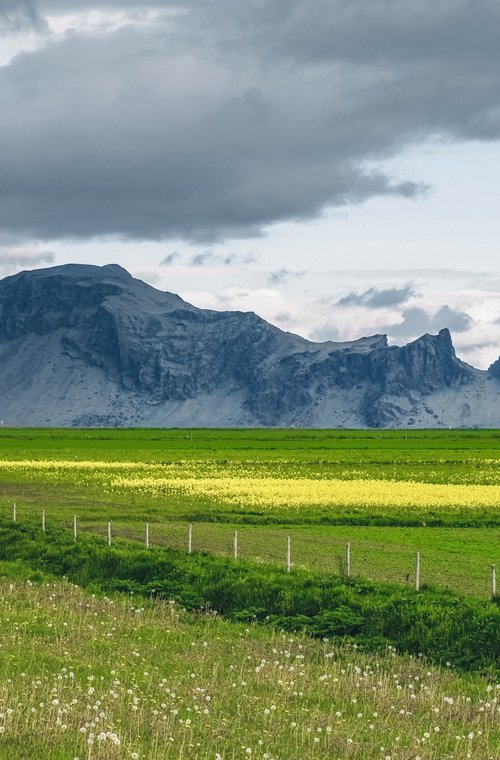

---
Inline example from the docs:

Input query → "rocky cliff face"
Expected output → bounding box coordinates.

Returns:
[0,264,498,428]
[488,356,500,380]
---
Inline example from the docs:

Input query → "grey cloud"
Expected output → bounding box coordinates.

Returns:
[435,305,473,333]
[190,252,214,267]
[222,252,258,266]
[460,339,499,353]
[1,2,500,242]
[387,305,472,339]
[311,323,341,342]
[338,284,416,309]
[160,251,181,265]
[267,269,307,286]
[274,312,293,324]
[0,249,55,267]
[214,289,250,306]
[161,250,257,266]
[0,0,46,32]
[132,268,161,284]
[191,251,258,266]
[328,269,488,279]
[38,0,166,7]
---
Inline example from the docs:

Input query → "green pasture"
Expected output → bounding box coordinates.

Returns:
[0,428,499,599]
[1,426,500,462]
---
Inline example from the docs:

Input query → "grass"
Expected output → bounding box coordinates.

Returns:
[86,522,499,599]
[0,428,499,759]
[0,570,498,760]
[1,523,498,676]
[0,428,498,599]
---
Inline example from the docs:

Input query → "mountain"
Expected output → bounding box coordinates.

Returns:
[0,263,499,428]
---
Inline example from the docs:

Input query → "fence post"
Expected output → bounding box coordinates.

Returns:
[492,564,497,599]
[415,552,421,591]
[108,521,112,547]
[146,522,150,549]
[287,536,291,573]
[73,515,77,540]
[42,509,45,533]
[13,503,16,522]
[188,523,193,554]
[234,530,238,559]
[345,542,351,578]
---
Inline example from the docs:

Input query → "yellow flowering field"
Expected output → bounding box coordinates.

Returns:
[112,475,500,511]
[1,458,500,513]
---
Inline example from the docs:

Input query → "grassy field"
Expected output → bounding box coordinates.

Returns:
[0,568,498,760]
[0,429,499,759]
[0,428,498,598]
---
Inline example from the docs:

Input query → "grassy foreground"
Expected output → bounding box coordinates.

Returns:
[0,570,498,760]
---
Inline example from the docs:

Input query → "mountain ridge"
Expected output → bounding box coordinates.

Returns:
[0,263,498,428]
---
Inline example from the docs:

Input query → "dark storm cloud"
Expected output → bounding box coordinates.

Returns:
[338,284,416,309]
[387,305,472,339]
[1,1,500,241]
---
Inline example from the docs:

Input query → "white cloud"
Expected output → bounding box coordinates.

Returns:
[0,246,56,275]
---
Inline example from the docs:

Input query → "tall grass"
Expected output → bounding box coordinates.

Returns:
[0,574,499,760]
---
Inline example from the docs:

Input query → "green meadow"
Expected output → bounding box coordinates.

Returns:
[0,428,499,759]
[0,428,498,598]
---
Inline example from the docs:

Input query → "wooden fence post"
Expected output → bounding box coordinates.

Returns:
[345,542,351,578]
[188,523,193,554]
[415,552,421,591]
[73,515,77,540]
[42,509,45,532]
[287,536,291,573]
[146,522,150,549]
[234,530,238,559]
[492,564,497,599]
[13,503,16,522]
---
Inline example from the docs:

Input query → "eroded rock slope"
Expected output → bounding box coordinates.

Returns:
[0,264,498,427]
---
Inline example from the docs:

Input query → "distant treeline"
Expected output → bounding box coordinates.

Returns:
[1,520,498,677]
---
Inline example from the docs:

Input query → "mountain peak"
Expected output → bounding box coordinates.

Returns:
[10,263,132,281]
[411,327,452,345]
[102,263,132,278]
[436,327,452,343]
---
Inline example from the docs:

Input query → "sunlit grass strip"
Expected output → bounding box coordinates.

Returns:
[112,476,500,510]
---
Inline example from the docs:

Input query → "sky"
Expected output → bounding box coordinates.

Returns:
[0,1,500,368]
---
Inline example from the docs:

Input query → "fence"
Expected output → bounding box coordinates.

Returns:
[6,503,499,600]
